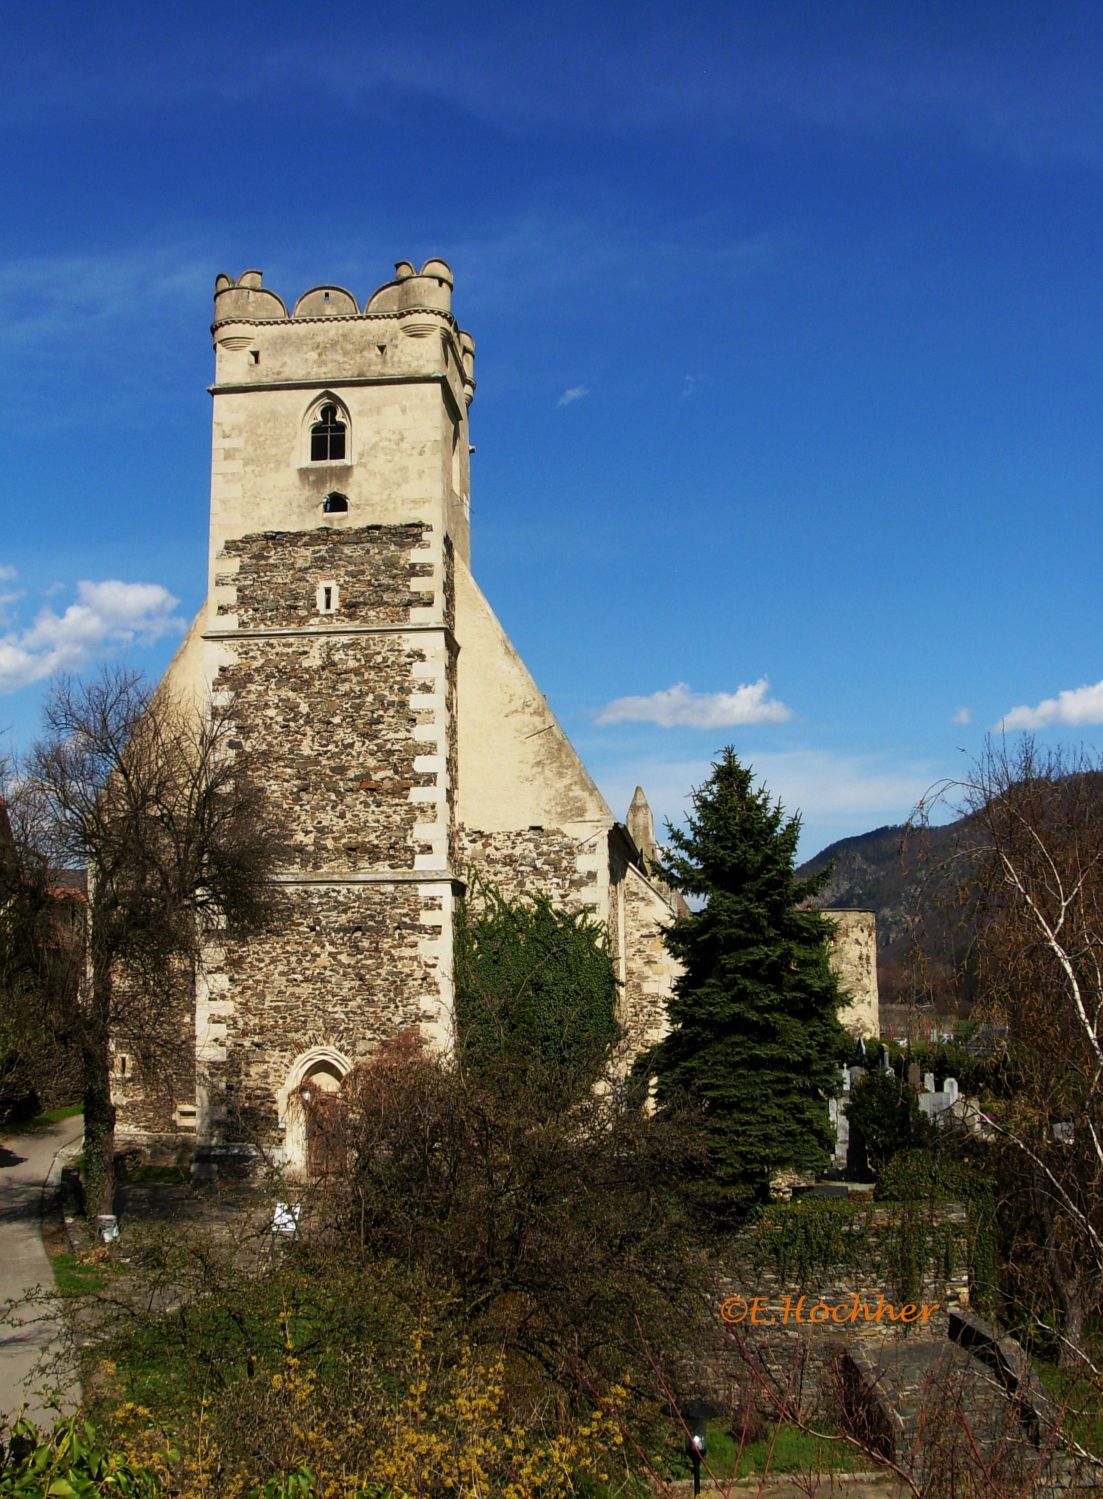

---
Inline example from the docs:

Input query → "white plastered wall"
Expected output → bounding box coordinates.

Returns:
[453,559,612,912]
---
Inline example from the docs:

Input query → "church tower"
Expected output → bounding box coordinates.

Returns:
[194,263,476,1166]
[118,257,693,1175]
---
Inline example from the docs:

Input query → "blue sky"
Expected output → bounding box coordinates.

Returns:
[2,0,1102,857]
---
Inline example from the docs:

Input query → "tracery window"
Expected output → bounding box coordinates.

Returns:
[310,403,346,462]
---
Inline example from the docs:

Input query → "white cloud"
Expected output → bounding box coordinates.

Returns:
[0,565,17,582]
[951,707,972,726]
[0,579,184,694]
[997,678,1103,732]
[556,385,589,408]
[596,679,792,729]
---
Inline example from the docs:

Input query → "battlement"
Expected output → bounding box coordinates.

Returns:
[211,261,475,406]
[213,259,458,324]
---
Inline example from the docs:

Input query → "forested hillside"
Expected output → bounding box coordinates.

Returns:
[799,771,1103,1018]
[797,817,972,1014]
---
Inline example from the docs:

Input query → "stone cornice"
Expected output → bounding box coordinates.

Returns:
[203,622,458,650]
[209,372,453,396]
[211,306,455,332]
[272,871,465,889]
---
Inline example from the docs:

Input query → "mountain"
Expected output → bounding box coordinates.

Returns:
[797,817,973,1016]
[798,769,1103,1025]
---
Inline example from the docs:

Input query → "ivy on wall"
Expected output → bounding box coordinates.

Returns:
[453,878,620,1107]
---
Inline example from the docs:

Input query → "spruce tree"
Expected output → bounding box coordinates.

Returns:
[650,748,849,1220]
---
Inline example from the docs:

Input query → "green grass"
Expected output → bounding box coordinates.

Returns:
[50,1250,109,1299]
[710,1422,867,1477]
[36,1102,83,1124]
[3,1102,82,1133]
[1036,1361,1103,1457]
[653,1420,868,1486]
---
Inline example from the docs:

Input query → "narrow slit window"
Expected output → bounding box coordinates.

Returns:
[310,403,346,462]
[317,581,339,614]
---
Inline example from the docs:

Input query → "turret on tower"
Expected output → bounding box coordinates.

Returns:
[207,262,476,592]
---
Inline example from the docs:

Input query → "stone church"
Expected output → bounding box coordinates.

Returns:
[115,259,877,1173]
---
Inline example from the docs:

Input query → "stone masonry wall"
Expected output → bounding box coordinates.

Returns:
[113,518,458,1157]
[825,909,880,1038]
[110,960,198,1140]
[442,537,459,871]
[620,863,679,1056]
[713,1204,969,1420]
[208,882,428,1141]
[216,633,431,872]
[456,826,598,911]
[217,523,433,628]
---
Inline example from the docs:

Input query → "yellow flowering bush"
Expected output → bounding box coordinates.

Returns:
[97,1318,629,1498]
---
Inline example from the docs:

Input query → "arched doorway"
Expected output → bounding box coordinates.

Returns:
[280,1047,351,1176]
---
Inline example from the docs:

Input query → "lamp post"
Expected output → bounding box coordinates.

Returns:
[664,1398,722,1497]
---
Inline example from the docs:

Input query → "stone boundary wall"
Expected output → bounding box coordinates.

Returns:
[713,1203,969,1420]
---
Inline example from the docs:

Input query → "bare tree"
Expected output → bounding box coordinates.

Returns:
[20,668,284,1218]
[0,782,84,1119]
[920,738,1103,1366]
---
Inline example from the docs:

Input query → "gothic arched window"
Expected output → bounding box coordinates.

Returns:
[322,491,349,513]
[310,403,346,462]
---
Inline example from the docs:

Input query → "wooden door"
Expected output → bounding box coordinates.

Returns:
[303,1088,347,1178]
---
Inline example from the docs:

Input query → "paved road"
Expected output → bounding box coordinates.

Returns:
[0,1115,83,1431]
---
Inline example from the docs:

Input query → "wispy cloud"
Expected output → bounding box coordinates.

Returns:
[556,385,589,408]
[596,679,792,729]
[3,13,1098,168]
[0,563,24,627]
[0,247,210,429]
[997,678,1103,732]
[0,576,185,694]
[232,23,1103,167]
[598,748,935,856]
[0,249,207,350]
[951,707,972,726]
